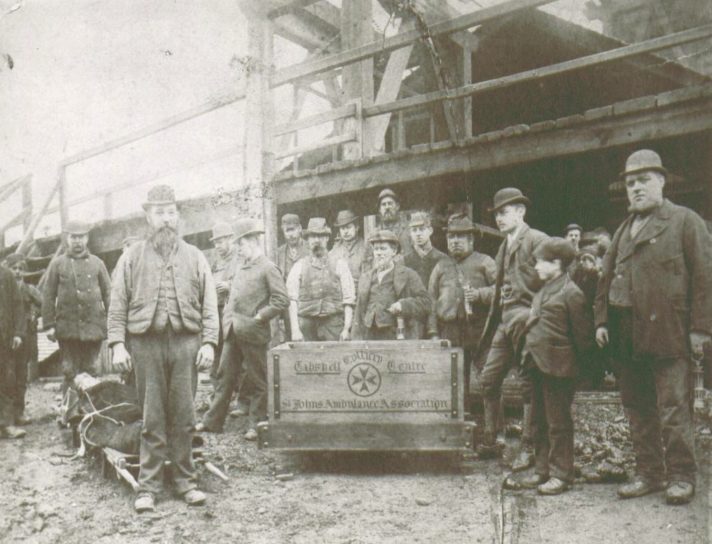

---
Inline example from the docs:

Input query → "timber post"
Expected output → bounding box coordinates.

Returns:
[238,1,277,260]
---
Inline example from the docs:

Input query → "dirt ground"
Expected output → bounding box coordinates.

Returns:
[0,381,710,544]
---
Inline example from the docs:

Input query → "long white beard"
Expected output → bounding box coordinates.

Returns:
[151,227,177,257]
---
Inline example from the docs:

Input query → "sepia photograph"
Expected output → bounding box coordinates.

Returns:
[1,0,711,542]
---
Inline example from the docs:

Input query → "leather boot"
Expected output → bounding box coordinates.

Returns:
[511,403,534,472]
[476,397,501,459]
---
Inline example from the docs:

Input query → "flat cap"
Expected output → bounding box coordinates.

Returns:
[565,223,583,234]
[281,213,301,228]
[534,237,576,268]
[4,253,26,267]
[368,229,399,247]
[377,188,399,204]
[234,218,264,240]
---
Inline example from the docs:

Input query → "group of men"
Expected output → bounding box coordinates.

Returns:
[0,148,709,512]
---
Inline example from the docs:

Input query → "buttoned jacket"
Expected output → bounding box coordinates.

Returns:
[0,266,25,349]
[42,251,111,341]
[222,254,288,345]
[594,199,712,358]
[108,239,219,346]
[524,274,594,378]
[478,224,548,351]
[353,263,430,339]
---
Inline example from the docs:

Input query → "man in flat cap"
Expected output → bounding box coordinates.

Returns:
[376,188,412,257]
[595,149,712,505]
[428,215,496,403]
[354,230,429,340]
[287,218,355,342]
[109,184,219,513]
[329,209,370,291]
[5,253,41,426]
[0,257,25,439]
[276,213,308,341]
[42,220,111,395]
[404,211,447,289]
[474,188,548,469]
[199,219,288,441]
[564,224,582,252]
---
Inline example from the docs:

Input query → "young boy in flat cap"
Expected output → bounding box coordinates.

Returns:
[506,237,593,495]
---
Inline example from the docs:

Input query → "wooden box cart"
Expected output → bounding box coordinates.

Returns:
[257,340,474,452]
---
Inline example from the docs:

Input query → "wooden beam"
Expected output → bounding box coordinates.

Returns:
[272,102,357,136]
[367,19,415,153]
[271,0,553,87]
[274,93,712,204]
[268,0,321,19]
[273,9,338,51]
[0,174,30,204]
[17,173,61,254]
[363,24,712,117]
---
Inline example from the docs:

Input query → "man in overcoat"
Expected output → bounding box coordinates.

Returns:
[0,261,25,439]
[42,220,111,394]
[5,253,41,425]
[109,184,219,513]
[428,215,496,403]
[595,149,712,505]
[474,188,548,469]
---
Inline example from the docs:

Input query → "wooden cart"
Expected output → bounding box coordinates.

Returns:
[257,340,474,452]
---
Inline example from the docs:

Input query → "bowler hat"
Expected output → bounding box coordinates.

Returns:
[488,187,531,213]
[233,218,264,240]
[534,237,576,268]
[377,188,399,204]
[408,211,431,228]
[303,217,331,237]
[142,184,177,210]
[64,220,91,235]
[281,213,301,228]
[368,229,399,247]
[445,213,476,234]
[619,149,668,179]
[210,221,234,242]
[4,253,26,267]
[565,223,582,234]
[334,210,359,228]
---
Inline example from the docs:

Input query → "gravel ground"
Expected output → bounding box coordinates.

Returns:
[0,381,709,544]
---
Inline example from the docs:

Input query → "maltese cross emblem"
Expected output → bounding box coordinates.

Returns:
[347,363,382,397]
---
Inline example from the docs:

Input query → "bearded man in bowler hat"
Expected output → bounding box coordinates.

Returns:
[595,149,712,505]
[109,184,219,513]
[474,188,548,469]
[42,220,111,394]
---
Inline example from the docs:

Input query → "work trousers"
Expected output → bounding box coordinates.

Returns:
[203,330,267,430]
[58,338,102,393]
[479,317,532,402]
[12,340,29,419]
[364,326,397,340]
[299,314,344,341]
[609,308,696,484]
[0,344,16,427]
[529,366,576,483]
[439,320,482,404]
[128,328,200,495]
